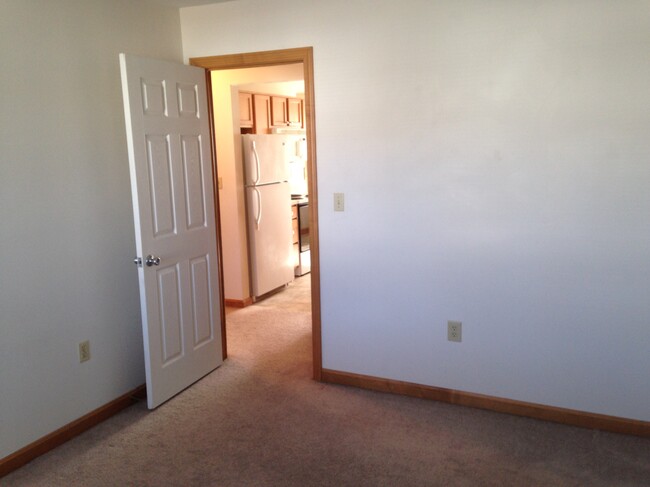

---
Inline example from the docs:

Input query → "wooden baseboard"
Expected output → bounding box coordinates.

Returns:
[0,384,146,478]
[321,369,649,438]
[224,297,253,308]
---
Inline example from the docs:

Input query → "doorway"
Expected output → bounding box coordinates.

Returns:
[190,48,322,381]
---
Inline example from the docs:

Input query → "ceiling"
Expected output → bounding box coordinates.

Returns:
[148,0,237,8]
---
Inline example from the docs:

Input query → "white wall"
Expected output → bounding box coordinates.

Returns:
[0,0,183,459]
[212,65,303,300]
[182,0,650,421]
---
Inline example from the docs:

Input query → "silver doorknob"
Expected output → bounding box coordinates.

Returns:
[145,255,161,267]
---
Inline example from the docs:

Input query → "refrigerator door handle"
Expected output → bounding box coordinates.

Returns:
[251,140,261,185]
[254,187,262,229]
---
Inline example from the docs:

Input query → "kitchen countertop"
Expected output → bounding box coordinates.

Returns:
[291,196,309,205]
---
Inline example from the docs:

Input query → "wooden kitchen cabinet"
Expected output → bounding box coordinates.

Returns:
[253,94,271,134]
[271,96,288,127]
[239,92,254,129]
[291,204,299,244]
[287,97,303,127]
[272,96,304,128]
[240,91,305,134]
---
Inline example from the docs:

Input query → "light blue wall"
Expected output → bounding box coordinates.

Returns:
[0,0,183,459]
[181,0,650,421]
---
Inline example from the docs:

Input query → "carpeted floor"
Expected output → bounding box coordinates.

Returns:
[3,276,649,486]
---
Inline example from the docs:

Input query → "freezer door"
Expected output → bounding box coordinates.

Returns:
[247,182,294,297]
[242,134,291,186]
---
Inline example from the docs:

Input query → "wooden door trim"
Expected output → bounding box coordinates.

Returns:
[202,68,228,361]
[0,385,146,477]
[190,47,322,381]
[321,369,650,437]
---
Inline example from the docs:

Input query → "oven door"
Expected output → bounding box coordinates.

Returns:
[298,203,310,252]
[296,203,311,275]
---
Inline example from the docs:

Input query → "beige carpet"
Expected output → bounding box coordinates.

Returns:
[4,276,649,486]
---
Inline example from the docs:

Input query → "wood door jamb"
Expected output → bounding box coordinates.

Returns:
[190,47,323,381]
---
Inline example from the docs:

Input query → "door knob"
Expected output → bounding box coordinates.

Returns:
[145,255,161,267]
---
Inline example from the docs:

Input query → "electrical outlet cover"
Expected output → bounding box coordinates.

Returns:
[79,340,90,362]
[448,321,462,342]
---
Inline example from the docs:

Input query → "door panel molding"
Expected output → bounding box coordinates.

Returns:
[121,54,223,408]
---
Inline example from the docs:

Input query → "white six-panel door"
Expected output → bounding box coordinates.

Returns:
[119,53,223,409]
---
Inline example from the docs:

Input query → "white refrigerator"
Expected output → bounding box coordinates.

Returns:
[242,134,296,298]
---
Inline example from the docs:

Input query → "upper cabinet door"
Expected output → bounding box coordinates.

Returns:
[271,96,288,127]
[254,94,271,134]
[287,97,303,128]
[239,92,254,129]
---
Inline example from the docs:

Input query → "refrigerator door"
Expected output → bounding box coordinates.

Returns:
[246,181,294,297]
[242,134,291,186]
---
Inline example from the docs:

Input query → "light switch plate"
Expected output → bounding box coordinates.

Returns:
[334,192,345,211]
